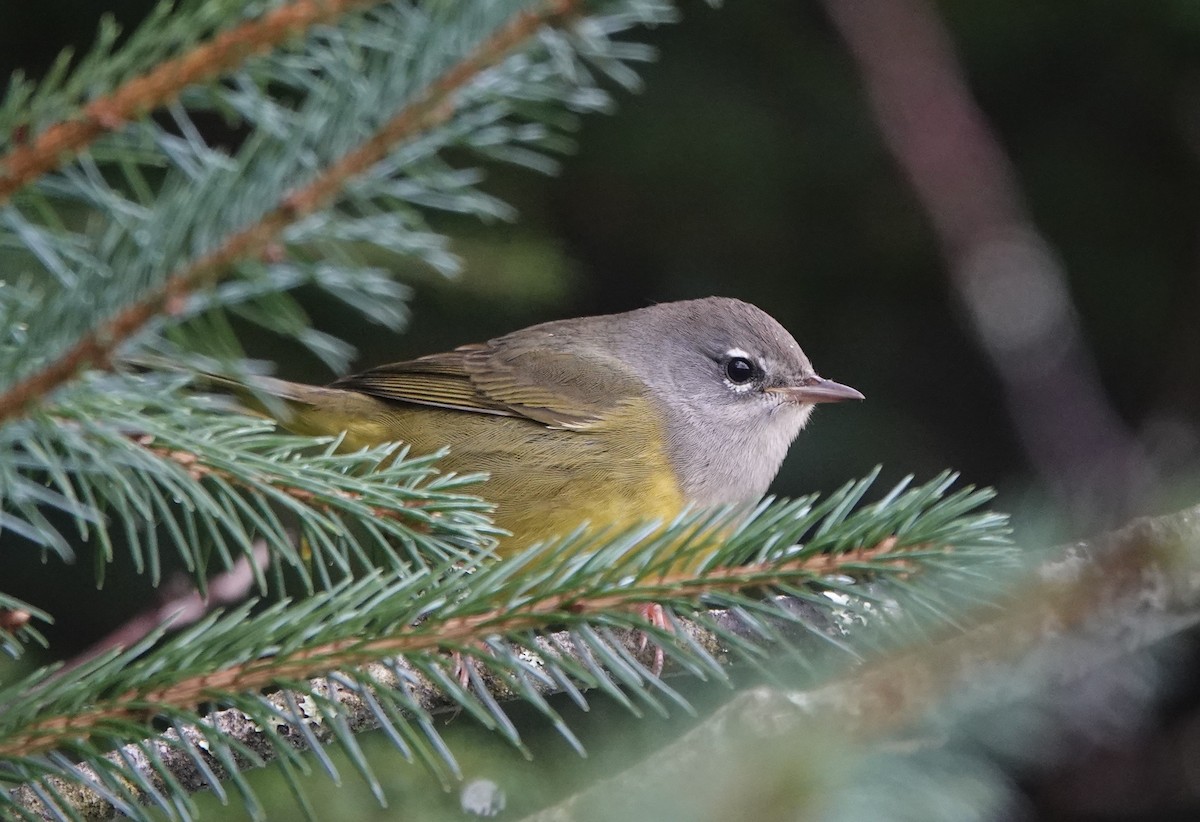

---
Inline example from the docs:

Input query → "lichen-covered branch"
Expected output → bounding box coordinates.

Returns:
[2,542,907,762]
[7,602,835,821]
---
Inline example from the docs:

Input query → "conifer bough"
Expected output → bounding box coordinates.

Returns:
[0,0,581,425]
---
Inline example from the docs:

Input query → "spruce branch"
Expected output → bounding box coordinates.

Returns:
[0,0,266,141]
[6,613,770,822]
[0,0,581,426]
[1,473,1012,820]
[1,0,675,594]
[1,375,499,587]
[6,537,940,759]
[135,432,441,534]
[525,502,1200,822]
[0,0,389,204]
[0,533,967,759]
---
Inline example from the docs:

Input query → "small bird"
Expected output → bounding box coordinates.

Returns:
[240,297,862,553]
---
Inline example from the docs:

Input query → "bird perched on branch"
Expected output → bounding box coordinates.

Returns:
[228,296,862,552]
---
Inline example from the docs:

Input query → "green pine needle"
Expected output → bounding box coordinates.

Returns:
[0,471,1013,820]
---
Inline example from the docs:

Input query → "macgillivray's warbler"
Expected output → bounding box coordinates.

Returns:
[230,296,863,553]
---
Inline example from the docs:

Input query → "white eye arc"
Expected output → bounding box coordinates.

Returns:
[721,348,761,392]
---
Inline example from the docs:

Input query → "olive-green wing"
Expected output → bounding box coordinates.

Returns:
[329,337,644,429]
[329,345,515,417]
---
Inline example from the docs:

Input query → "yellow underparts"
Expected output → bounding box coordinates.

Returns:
[288,392,688,555]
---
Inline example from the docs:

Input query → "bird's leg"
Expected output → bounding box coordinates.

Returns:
[451,650,472,689]
[450,644,490,690]
[635,602,671,677]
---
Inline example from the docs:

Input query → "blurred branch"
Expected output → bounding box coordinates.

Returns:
[525,502,1200,820]
[58,542,271,677]
[822,0,1155,523]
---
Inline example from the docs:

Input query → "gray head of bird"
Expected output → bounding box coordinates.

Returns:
[610,296,863,505]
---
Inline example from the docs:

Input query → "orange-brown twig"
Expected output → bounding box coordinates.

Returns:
[136,435,436,530]
[0,0,580,426]
[0,534,919,757]
[0,0,383,203]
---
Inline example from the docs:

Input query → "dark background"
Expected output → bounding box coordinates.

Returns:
[4,1,1200,818]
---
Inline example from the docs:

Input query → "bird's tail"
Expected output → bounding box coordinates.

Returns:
[125,357,388,443]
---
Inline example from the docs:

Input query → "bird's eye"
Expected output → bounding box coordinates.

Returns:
[724,356,757,384]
